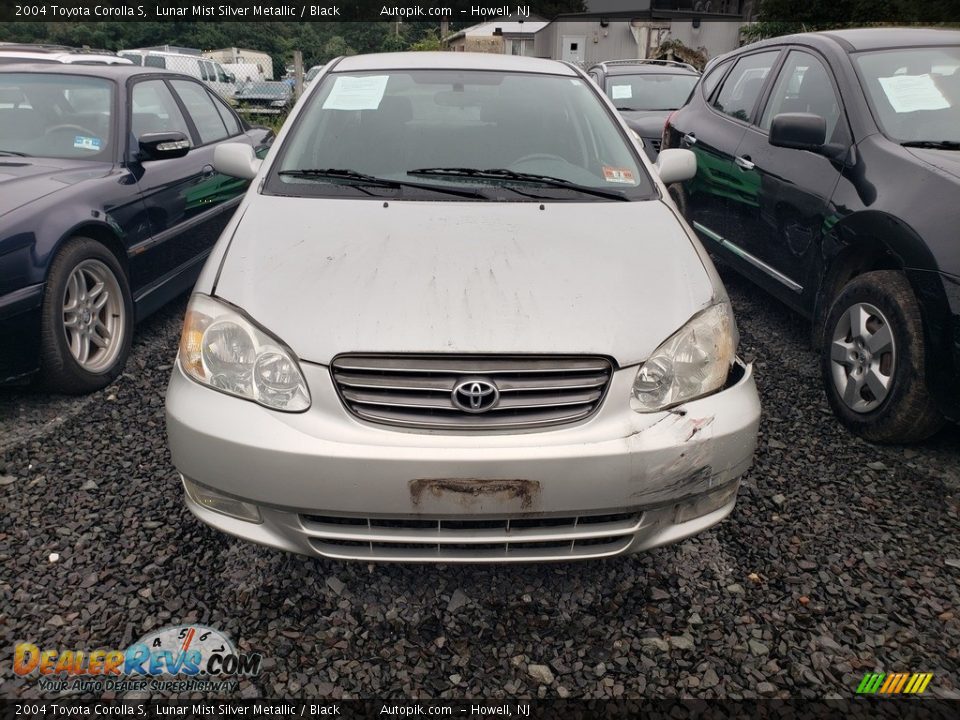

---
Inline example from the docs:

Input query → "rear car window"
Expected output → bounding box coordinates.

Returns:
[170,79,228,144]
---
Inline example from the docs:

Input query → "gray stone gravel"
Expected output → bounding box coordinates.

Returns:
[1,271,959,700]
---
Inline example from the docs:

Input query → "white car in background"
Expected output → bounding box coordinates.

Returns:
[165,52,761,563]
[0,44,132,65]
[119,49,236,98]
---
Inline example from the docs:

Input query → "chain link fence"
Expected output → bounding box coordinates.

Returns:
[118,47,300,129]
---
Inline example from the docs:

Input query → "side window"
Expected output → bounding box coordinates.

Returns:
[131,80,191,139]
[144,55,166,69]
[170,79,228,144]
[700,59,732,101]
[760,50,844,141]
[209,90,241,136]
[712,50,780,122]
[200,61,214,82]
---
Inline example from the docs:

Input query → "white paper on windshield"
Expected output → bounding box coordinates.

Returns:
[877,74,950,113]
[322,75,389,110]
[611,84,632,100]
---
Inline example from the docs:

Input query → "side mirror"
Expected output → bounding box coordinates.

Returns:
[227,73,236,83]
[214,142,262,180]
[655,148,697,184]
[138,131,190,160]
[769,112,826,152]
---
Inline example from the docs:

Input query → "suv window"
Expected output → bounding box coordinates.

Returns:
[171,79,228,144]
[700,58,732,100]
[760,50,843,141]
[144,55,165,69]
[712,51,780,122]
[131,79,191,139]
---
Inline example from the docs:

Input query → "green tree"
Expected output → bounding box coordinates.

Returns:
[408,30,442,52]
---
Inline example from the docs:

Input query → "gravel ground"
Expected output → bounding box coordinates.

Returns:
[1,272,959,700]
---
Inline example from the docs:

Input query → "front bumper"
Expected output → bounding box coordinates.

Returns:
[166,360,760,562]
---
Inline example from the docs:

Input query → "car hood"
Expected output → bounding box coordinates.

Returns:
[0,157,112,216]
[214,196,716,367]
[905,147,960,181]
[618,110,669,139]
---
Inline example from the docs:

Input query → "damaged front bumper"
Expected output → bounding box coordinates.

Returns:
[165,359,760,562]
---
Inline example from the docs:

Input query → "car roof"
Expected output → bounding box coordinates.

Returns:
[589,60,699,76]
[0,50,131,64]
[819,27,960,51]
[0,62,183,78]
[334,51,577,76]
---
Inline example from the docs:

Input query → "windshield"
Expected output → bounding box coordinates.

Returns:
[267,69,653,201]
[0,73,113,159]
[854,45,960,143]
[605,73,699,111]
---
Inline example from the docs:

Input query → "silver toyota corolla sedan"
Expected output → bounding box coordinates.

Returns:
[165,52,760,562]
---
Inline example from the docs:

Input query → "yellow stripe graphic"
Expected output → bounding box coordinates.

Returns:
[916,673,933,694]
[903,674,920,693]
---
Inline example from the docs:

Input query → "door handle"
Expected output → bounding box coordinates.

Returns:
[681,133,697,147]
[735,155,755,170]
[201,164,215,178]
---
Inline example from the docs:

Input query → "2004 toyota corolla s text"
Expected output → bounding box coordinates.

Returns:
[164,52,761,563]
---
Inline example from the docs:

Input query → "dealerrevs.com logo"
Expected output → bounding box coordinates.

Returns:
[856,672,934,695]
[14,625,261,694]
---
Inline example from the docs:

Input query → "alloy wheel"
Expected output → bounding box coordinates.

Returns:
[61,259,125,373]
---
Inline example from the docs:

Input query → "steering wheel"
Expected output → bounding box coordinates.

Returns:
[44,124,98,138]
[511,153,568,167]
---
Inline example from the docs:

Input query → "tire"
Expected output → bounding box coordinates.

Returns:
[38,237,133,394]
[820,270,943,443]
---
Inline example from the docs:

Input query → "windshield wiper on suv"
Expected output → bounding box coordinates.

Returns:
[407,167,630,201]
[900,140,960,150]
[277,168,487,199]
[0,149,28,157]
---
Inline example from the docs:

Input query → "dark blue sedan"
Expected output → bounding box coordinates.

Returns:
[0,64,271,392]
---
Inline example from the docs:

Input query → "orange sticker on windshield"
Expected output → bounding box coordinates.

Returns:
[602,166,635,184]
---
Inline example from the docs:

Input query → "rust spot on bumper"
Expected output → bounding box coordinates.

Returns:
[409,478,541,509]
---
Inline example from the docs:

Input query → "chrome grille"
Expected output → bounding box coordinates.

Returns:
[331,355,613,431]
[300,511,642,562]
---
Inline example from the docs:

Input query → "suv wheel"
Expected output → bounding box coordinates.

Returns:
[820,270,943,443]
[39,238,133,394]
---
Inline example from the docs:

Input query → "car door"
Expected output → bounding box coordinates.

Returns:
[127,77,251,304]
[680,50,781,245]
[727,49,848,305]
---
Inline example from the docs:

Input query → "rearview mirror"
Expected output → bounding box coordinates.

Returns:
[769,112,826,152]
[655,148,697,184]
[214,142,261,180]
[138,131,190,160]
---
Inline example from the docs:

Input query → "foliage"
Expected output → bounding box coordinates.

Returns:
[743,0,960,41]
[408,30,443,52]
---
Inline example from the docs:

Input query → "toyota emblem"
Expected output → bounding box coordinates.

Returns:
[451,378,500,413]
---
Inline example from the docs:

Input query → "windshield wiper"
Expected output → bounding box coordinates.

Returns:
[901,140,960,150]
[277,168,487,198]
[0,149,28,157]
[407,167,630,201]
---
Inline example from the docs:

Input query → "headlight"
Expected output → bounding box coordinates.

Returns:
[630,302,738,413]
[270,99,287,107]
[177,294,310,412]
